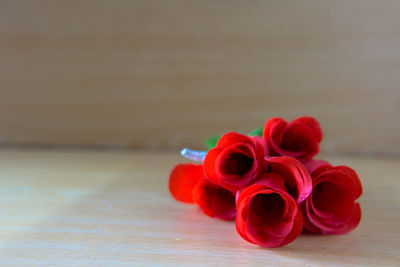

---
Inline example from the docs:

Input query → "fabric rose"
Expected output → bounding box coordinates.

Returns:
[263,116,322,161]
[236,173,303,247]
[301,160,362,234]
[169,163,236,220]
[204,132,265,191]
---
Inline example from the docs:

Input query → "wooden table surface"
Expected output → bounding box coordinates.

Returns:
[0,149,399,266]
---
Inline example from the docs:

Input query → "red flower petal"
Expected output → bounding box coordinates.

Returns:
[281,121,316,154]
[203,147,224,185]
[215,143,260,191]
[303,159,331,174]
[193,178,236,220]
[334,166,363,199]
[333,203,361,234]
[169,163,204,203]
[301,164,362,234]
[264,118,288,156]
[251,135,270,157]
[250,172,288,192]
[235,175,303,248]
[205,132,265,191]
[216,132,254,147]
[309,180,355,226]
[263,117,322,161]
[266,156,312,203]
[296,116,323,142]
[217,143,254,177]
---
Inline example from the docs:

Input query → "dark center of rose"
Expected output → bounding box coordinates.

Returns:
[249,193,285,225]
[224,153,253,176]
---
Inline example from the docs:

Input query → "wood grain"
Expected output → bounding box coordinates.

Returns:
[0,1,399,155]
[0,149,399,266]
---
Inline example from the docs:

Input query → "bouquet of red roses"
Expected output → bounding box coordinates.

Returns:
[168,117,362,248]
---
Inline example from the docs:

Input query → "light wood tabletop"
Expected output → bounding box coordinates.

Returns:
[0,149,398,266]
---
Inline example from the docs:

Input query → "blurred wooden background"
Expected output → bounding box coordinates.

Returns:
[0,0,399,155]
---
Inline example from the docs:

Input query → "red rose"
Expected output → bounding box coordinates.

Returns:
[263,116,322,161]
[204,132,265,191]
[236,173,303,247]
[301,160,362,234]
[169,163,236,220]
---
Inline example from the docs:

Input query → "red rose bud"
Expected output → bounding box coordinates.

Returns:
[236,174,303,248]
[204,132,265,191]
[169,163,236,220]
[301,160,362,234]
[193,178,236,220]
[263,116,322,161]
[265,156,312,203]
[169,163,203,203]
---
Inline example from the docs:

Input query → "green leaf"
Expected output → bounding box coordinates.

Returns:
[205,135,221,149]
[205,127,263,150]
[248,127,263,137]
